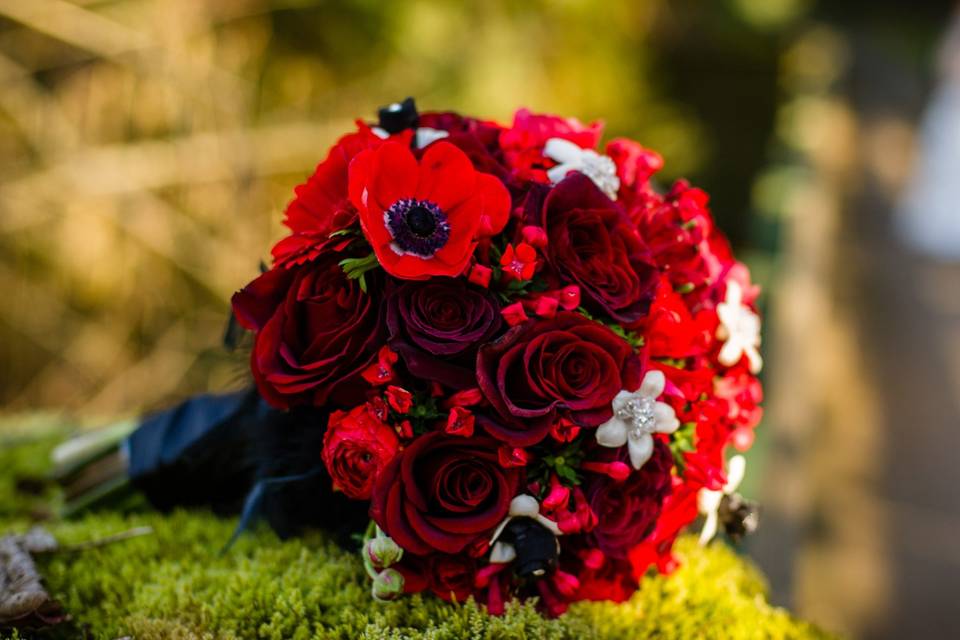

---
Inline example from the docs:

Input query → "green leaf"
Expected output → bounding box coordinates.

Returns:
[669,422,698,472]
[576,307,644,349]
[339,253,380,282]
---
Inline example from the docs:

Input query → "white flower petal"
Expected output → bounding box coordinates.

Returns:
[535,514,563,536]
[639,369,666,398]
[546,163,575,184]
[543,137,584,163]
[490,541,517,564]
[746,346,763,374]
[596,417,628,448]
[609,389,635,416]
[698,511,719,546]
[724,455,746,493]
[415,127,449,149]
[489,517,512,545]
[627,433,654,469]
[653,402,680,434]
[509,494,541,518]
[742,313,762,339]
[698,489,722,514]
[716,304,737,330]
[717,338,743,367]
[725,281,743,308]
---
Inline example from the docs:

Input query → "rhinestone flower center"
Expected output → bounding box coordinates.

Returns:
[384,198,451,258]
[616,396,656,441]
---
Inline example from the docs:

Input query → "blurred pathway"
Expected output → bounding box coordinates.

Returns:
[755,27,960,639]
[844,33,960,638]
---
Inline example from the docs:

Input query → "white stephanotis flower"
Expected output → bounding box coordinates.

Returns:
[371,125,449,149]
[595,370,680,470]
[543,137,621,199]
[697,455,746,546]
[716,281,763,374]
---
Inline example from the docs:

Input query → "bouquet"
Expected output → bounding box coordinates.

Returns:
[55,99,763,617]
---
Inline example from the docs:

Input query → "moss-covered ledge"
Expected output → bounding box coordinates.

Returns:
[0,427,834,639]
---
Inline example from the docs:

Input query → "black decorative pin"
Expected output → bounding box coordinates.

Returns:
[501,518,560,578]
[719,493,760,542]
[377,97,419,134]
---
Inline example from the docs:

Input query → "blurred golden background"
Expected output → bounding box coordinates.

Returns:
[0,0,792,415]
[1,1,958,638]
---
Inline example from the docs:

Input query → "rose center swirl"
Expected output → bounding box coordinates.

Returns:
[384,198,451,258]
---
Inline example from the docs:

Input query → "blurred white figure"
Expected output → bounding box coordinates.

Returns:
[897,12,960,260]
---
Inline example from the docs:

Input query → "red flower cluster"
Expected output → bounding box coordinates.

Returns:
[231,103,763,615]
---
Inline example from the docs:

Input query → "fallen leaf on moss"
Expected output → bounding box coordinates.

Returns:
[0,527,68,630]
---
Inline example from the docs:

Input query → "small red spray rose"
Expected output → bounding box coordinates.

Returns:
[322,404,400,499]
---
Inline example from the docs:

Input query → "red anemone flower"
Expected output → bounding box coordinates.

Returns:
[348,141,510,279]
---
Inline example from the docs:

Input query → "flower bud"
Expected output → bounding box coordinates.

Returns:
[468,263,493,288]
[559,284,581,310]
[521,225,548,249]
[366,535,404,570]
[371,568,405,601]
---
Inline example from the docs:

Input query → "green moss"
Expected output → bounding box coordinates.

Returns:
[0,426,835,640]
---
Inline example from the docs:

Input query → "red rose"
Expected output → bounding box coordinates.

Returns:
[272,123,404,267]
[542,173,658,323]
[231,253,385,408]
[391,552,479,602]
[348,141,510,280]
[322,404,399,499]
[571,555,639,603]
[426,554,477,602]
[476,312,641,446]
[386,277,502,390]
[628,480,700,577]
[370,431,521,555]
[605,138,663,196]
[715,363,764,429]
[632,180,735,302]
[637,277,713,358]
[585,439,673,559]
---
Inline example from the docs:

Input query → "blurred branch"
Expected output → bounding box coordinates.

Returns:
[0,0,147,57]
[0,121,351,200]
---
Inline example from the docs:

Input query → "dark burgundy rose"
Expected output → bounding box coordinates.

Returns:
[476,312,641,446]
[418,112,509,180]
[542,172,658,323]
[370,431,521,555]
[387,278,502,389]
[425,554,477,602]
[231,253,384,409]
[391,553,477,601]
[585,439,673,559]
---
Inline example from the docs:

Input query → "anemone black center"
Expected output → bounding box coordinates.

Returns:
[385,198,450,258]
[406,205,437,237]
